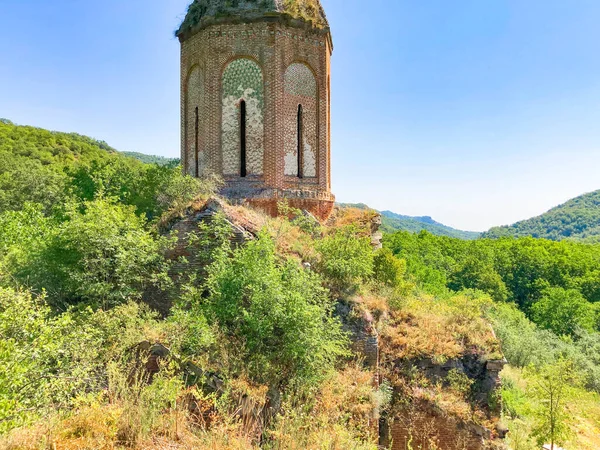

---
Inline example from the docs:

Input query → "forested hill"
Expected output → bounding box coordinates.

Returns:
[380,210,480,239]
[337,203,480,240]
[0,119,192,220]
[483,190,600,242]
[122,151,179,166]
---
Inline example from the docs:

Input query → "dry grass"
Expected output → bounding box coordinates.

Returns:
[0,401,255,450]
[571,391,600,450]
[381,293,501,363]
[1,365,378,450]
[267,364,378,450]
[326,207,377,237]
[263,216,318,263]
[354,291,390,326]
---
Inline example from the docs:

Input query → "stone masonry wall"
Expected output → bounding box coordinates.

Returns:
[385,403,487,450]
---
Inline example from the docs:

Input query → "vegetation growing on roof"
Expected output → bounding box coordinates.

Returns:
[176,0,328,38]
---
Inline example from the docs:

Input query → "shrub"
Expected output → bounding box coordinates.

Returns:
[316,225,374,292]
[373,247,407,288]
[22,198,172,309]
[191,230,349,387]
[0,287,160,433]
[487,303,556,369]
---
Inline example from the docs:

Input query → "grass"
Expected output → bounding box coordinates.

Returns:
[501,365,600,450]
[0,364,378,450]
[381,292,501,364]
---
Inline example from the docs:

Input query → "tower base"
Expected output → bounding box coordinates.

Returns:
[221,186,335,222]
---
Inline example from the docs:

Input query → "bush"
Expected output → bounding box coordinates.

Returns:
[373,248,407,288]
[488,303,556,368]
[316,225,374,292]
[0,287,160,433]
[186,230,348,387]
[21,198,172,309]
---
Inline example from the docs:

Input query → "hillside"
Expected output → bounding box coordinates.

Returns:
[2,121,600,449]
[483,190,600,242]
[337,203,480,239]
[122,151,179,166]
[380,210,480,239]
[0,120,195,220]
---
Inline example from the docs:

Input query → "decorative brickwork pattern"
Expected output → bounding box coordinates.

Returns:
[179,0,335,220]
[283,63,317,178]
[221,58,264,176]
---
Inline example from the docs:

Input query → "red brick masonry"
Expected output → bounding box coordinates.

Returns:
[180,14,335,220]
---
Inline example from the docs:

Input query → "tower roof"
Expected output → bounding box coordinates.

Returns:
[177,0,330,40]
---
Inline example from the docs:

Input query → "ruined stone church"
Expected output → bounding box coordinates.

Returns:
[177,0,335,220]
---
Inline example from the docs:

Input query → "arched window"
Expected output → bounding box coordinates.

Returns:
[240,100,247,178]
[221,58,264,176]
[297,105,303,178]
[185,66,203,177]
[283,63,317,177]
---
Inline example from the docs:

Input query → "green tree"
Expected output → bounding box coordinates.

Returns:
[531,287,596,337]
[448,255,509,302]
[373,248,406,287]
[528,360,579,450]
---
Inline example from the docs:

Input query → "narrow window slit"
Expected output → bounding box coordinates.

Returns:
[240,100,247,178]
[194,106,199,177]
[297,105,303,179]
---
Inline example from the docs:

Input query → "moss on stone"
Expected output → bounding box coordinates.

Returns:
[177,0,328,38]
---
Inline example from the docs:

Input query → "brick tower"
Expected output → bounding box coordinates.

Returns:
[177,0,335,220]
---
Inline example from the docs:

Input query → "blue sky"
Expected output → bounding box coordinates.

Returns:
[2,0,600,231]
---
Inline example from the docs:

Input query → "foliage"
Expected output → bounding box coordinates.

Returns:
[527,360,580,449]
[489,302,600,393]
[179,228,348,387]
[121,151,178,166]
[0,288,160,433]
[177,0,328,38]
[382,291,501,363]
[446,369,474,397]
[7,199,172,309]
[316,225,374,292]
[373,248,406,287]
[531,287,596,337]
[265,365,379,450]
[277,201,322,237]
[385,230,600,318]
[0,120,372,447]
[487,302,556,369]
[0,120,209,221]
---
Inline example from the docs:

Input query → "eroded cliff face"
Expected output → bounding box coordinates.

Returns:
[376,295,507,450]
[154,201,508,449]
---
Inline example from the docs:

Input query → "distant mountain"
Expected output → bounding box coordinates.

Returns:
[122,151,179,166]
[483,190,600,242]
[337,203,480,240]
[380,210,480,240]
